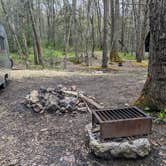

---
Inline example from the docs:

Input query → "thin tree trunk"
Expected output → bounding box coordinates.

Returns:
[72,0,78,61]
[132,0,143,62]
[121,0,125,52]
[22,31,29,57]
[138,0,149,60]
[32,33,38,65]
[110,0,120,62]
[110,0,114,48]
[28,1,43,66]
[95,0,102,49]
[91,15,95,58]
[63,0,72,69]
[102,0,109,68]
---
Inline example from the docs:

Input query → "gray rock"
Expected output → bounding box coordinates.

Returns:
[57,84,63,90]
[47,87,54,92]
[45,94,60,112]
[8,159,19,166]
[33,103,43,113]
[39,86,47,93]
[28,90,39,103]
[85,123,151,159]
[59,97,77,111]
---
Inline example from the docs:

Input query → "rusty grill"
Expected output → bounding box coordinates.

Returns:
[92,106,152,139]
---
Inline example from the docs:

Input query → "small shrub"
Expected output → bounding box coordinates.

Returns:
[119,52,135,60]
[158,109,166,122]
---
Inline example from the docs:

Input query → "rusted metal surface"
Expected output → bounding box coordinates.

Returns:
[92,106,152,139]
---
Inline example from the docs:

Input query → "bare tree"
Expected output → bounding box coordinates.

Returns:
[110,0,120,62]
[72,0,78,61]
[102,0,109,68]
[95,0,102,49]
[132,0,149,62]
[28,1,43,66]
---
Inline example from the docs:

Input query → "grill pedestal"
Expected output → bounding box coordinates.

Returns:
[92,107,152,139]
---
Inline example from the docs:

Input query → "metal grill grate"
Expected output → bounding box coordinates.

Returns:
[92,106,152,139]
[95,107,146,121]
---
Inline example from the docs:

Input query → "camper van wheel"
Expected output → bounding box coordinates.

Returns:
[2,75,8,89]
[10,58,14,68]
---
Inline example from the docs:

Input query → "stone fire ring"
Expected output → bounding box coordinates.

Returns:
[85,123,151,159]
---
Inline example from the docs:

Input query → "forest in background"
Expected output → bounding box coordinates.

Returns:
[0,0,149,68]
[0,0,165,165]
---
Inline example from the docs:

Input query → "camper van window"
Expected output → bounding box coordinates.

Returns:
[0,36,5,51]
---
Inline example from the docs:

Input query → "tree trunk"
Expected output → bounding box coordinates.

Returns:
[121,0,125,52]
[138,0,149,61]
[135,0,166,111]
[72,0,78,61]
[132,0,149,63]
[63,0,72,69]
[102,0,109,68]
[32,33,38,65]
[110,0,114,50]
[28,1,43,66]
[90,15,95,58]
[110,0,120,62]
[95,0,102,49]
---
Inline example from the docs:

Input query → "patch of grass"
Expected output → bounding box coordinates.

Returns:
[158,109,166,122]
[43,47,74,59]
[153,109,166,124]
[10,53,23,64]
[119,52,136,61]
[131,61,148,68]
[68,56,82,64]
[11,48,75,66]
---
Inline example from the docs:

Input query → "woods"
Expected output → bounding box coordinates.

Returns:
[0,0,151,66]
[0,0,165,165]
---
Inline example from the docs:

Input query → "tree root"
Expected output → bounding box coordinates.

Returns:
[134,94,159,111]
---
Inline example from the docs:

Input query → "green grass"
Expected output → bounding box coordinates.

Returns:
[11,47,75,65]
[10,53,23,64]
[94,51,136,61]
[43,48,74,59]
[119,52,136,61]
[158,109,166,122]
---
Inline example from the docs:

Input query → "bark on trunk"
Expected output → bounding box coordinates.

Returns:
[28,1,43,66]
[110,0,120,62]
[95,0,102,49]
[135,0,166,110]
[72,0,78,61]
[91,15,95,58]
[32,33,38,65]
[121,0,125,52]
[102,0,109,68]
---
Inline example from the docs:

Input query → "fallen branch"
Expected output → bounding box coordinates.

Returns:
[63,90,104,109]
[84,100,92,114]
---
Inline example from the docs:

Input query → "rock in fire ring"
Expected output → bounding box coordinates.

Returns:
[85,123,151,159]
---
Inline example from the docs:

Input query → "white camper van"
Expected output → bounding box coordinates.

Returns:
[0,24,12,88]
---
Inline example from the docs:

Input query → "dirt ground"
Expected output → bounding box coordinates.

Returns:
[0,62,165,166]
